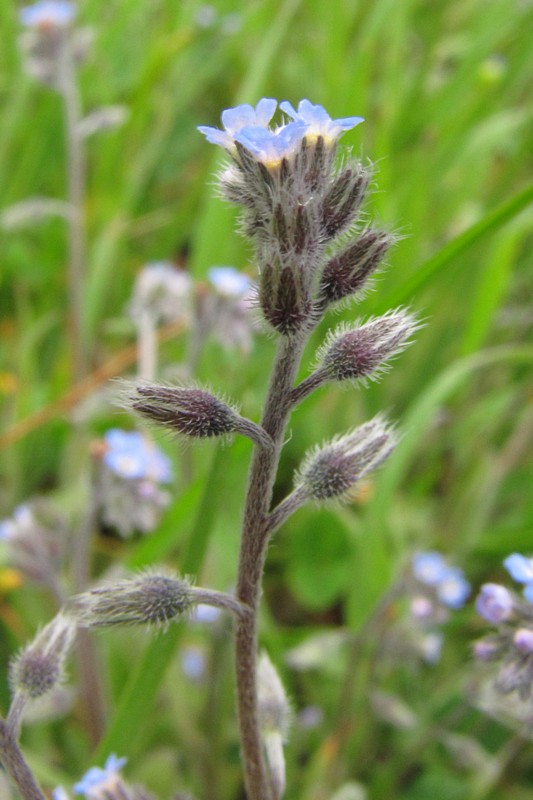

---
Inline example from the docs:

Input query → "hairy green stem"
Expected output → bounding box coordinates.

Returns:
[235,333,308,799]
[0,719,46,800]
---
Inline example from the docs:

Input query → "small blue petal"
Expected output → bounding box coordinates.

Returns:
[20,0,76,27]
[436,567,470,609]
[208,266,251,297]
[412,551,448,585]
[103,429,172,483]
[280,99,363,142]
[524,583,533,604]
[74,755,127,795]
[504,553,533,584]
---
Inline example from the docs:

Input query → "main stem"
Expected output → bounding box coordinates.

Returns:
[235,333,307,800]
[0,719,46,800]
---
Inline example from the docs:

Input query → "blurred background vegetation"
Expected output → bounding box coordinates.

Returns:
[0,0,532,798]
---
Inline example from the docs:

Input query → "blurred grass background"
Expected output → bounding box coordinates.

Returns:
[0,0,532,798]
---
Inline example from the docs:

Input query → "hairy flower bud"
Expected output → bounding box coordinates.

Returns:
[320,229,394,304]
[9,613,75,700]
[321,163,369,239]
[318,310,419,384]
[122,382,273,450]
[296,416,397,501]
[68,570,195,629]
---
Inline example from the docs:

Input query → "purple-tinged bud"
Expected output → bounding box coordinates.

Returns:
[9,613,75,700]
[473,637,502,661]
[475,583,514,624]
[410,596,435,620]
[318,310,419,384]
[296,416,397,501]
[68,569,195,629]
[495,659,533,700]
[122,382,273,450]
[321,163,369,239]
[514,628,533,654]
[320,229,394,304]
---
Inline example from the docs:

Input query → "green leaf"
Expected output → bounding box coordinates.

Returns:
[286,509,353,610]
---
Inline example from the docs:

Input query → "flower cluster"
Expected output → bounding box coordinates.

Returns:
[198,99,382,336]
[52,755,155,800]
[203,266,257,353]
[0,501,67,594]
[383,552,471,666]
[129,262,194,327]
[19,1,91,88]
[474,554,533,701]
[92,429,172,538]
[412,551,471,611]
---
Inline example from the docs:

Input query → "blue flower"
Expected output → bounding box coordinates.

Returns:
[436,567,471,609]
[208,266,251,297]
[74,755,127,797]
[280,99,364,144]
[197,98,277,150]
[234,120,308,165]
[504,553,533,585]
[103,429,172,483]
[20,0,76,28]
[412,551,448,586]
[52,789,70,800]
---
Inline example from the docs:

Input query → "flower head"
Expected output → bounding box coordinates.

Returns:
[280,99,363,145]
[435,566,471,609]
[197,98,277,151]
[412,551,449,586]
[20,0,76,29]
[234,120,308,167]
[74,755,127,799]
[130,262,193,325]
[208,266,251,297]
[103,429,172,483]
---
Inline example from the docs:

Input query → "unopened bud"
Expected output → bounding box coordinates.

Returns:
[514,628,533,654]
[10,613,75,700]
[258,652,290,800]
[321,164,369,239]
[320,230,393,303]
[259,260,313,335]
[68,569,195,629]
[258,651,291,735]
[475,583,514,624]
[318,310,419,384]
[473,637,502,661]
[122,382,273,450]
[296,416,397,501]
